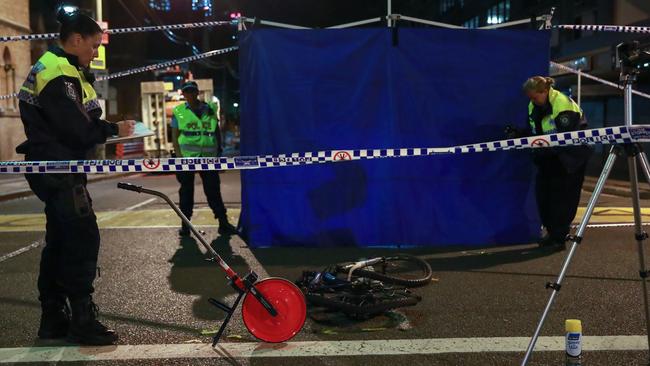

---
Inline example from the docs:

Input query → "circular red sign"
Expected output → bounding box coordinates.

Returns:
[333,151,352,161]
[530,138,550,148]
[142,158,161,170]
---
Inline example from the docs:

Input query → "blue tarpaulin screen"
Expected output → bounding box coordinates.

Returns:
[238,28,550,248]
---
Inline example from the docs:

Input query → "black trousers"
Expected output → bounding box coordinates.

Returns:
[26,173,100,304]
[535,156,586,242]
[175,170,227,221]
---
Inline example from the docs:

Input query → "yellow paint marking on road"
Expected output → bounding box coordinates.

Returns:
[574,207,650,223]
[0,208,241,232]
[0,206,646,233]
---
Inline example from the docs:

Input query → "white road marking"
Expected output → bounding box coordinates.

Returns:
[0,240,42,263]
[0,336,647,363]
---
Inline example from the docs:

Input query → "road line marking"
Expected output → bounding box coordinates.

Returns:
[0,240,42,263]
[0,336,647,363]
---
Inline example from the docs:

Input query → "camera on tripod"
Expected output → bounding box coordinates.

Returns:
[616,41,650,77]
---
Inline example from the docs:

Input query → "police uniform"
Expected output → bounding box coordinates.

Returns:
[527,88,593,248]
[172,98,235,235]
[16,46,118,343]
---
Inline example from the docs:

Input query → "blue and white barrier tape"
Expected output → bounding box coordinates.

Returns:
[550,62,650,100]
[553,24,650,34]
[0,20,233,43]
[1,125,649,174]
[97,46,238,81]
[0,46,238,101]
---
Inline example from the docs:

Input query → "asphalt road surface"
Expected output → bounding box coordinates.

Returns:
[1,171,650,365]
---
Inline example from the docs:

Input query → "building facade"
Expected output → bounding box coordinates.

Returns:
[0,0,30,162]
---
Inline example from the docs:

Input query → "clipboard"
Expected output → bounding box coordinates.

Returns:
[105,122,155,144]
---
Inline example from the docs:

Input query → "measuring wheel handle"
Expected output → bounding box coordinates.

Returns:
[238,271,278,317]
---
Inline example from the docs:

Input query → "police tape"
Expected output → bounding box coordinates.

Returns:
[1,125,648,174]
[0,46,238,101]
[550,62,650,100]
[0,20,234,43]
[553,24,650,34]
[0,93,16,101]
[96,46,238,81]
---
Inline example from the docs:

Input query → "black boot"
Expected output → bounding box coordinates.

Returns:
[68,297,118,345]
[38,300,70,339]
[217,217,238,236]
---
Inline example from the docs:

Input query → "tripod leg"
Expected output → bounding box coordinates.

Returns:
[631,151,650,356]
[637,152,650,187]
[521,146,619,366]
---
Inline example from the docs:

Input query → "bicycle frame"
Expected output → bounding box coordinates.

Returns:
[340,257,385,282]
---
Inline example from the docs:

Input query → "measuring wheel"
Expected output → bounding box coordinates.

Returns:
[242,278,307,343]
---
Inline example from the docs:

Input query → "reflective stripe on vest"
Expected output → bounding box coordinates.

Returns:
[18,51,99,112]
[173,102,219,158]
[528,88,582,135]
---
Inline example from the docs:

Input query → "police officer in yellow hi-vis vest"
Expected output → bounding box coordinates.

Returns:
[171,81,237,237]
[507,76,592,251]
[15,6,135,345]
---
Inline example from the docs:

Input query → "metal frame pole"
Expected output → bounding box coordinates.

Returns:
[387,0,391,27]
[577,69,582,107]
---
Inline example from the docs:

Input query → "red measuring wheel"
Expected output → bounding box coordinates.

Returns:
[241,278,307,343]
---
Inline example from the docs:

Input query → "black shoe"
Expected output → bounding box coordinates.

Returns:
[178,223,190,236]
[38,301,70,339]
[68,298,118,345]
[539,237,566,251]
[218,221,238,236]
[537,234,551,247]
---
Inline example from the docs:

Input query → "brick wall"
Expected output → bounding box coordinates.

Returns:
[0,0,29,161]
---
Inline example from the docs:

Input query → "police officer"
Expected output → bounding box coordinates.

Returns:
[16,7,134,344]
[508,76,592,250]
[171,81,237,236]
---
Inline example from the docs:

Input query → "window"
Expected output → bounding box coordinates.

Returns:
[463,16,480,28]
[192,0,213,17]
[440,0,462,14]
[149,0,171,12]
[2,47,16,111]
[486,0,510,25]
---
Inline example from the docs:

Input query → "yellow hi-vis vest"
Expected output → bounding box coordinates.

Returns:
[173,102,220,157]
[528,88,582,135]
[18,51,100,112]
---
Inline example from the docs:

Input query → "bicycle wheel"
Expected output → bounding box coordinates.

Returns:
[337,254,432,287]
[305,287,421,316]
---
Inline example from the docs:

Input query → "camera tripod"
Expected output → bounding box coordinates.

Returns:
[521,62,650,364]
